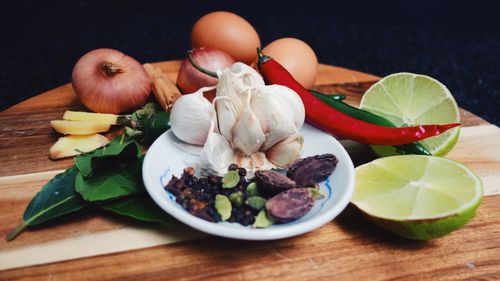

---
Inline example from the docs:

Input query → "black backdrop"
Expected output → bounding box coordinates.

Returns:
[2,0,499,125]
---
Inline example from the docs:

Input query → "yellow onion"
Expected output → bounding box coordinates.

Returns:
[72,48,151,114]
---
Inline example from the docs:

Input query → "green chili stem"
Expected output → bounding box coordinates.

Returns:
[257,47,271,64]
[187,50,218,78]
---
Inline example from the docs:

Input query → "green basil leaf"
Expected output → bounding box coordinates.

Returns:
[75,156,144,202]
[100,195,173,226]
[6,167,90,241]
[75,136,141,178]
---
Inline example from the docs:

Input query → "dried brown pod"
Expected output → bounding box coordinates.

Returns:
[255,170,296,196]
[287,154,338,187]
[265,188,315,223]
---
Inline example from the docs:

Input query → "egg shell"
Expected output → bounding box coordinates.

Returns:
[262,38,318,89]
[191,11,261,64]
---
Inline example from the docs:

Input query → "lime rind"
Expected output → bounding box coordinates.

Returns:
[352,155,483,240]
[421,127,460,157]
[360,197,482,240]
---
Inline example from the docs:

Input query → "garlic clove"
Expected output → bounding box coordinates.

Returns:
[266,134,304,168]
[215,68,244,142]
[231,108,266,155]
[251,86,297,151]
[199,110,234,175]
[199,131,234,175]
[265,84,305,130]
[214,96,238,143]
[170,86,215,145]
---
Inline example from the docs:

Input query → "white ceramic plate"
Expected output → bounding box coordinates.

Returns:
[143,124,355,240]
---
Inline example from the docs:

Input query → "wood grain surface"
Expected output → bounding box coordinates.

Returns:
[0,61,499,280]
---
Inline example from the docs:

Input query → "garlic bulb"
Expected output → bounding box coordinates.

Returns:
[170,86,215,145]
[198,62,305,174]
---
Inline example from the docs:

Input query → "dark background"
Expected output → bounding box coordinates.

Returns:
[1,1,499,125]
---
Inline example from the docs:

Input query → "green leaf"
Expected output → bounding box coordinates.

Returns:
[124,127,143,138]
[75,136,141,178]
[100,195,173,226]
[75,156,144,202]
[6,167,90,241]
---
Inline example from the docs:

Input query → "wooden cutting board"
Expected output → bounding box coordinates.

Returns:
[1,61,499,280]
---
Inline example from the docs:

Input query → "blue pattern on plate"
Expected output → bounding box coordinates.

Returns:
[159,166,175,201]
[280,178,333,226]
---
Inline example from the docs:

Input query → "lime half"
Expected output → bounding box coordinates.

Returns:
[351,155,482,240]
[360,72,460,156]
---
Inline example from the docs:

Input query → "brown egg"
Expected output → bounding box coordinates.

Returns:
[262,38,318,88]
[191,11,261,65]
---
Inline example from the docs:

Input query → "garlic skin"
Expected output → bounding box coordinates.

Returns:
[252,86,297,151]
[199,110,234,175]
[234,150,275,175]
[228,63,264,94]
[170,86,214,145]
[264,84,305,129]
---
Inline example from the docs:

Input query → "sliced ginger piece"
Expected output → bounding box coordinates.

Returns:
[63,111,119,125]
[49,134,110,160]
[51,120,111,135]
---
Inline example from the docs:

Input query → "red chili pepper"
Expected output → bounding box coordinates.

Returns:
[256,49,460,145]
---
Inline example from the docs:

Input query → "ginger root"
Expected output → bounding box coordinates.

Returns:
[49,134,110,160]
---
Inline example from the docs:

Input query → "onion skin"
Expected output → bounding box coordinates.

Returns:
[176,47,234,97]
[72,48,151,114]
